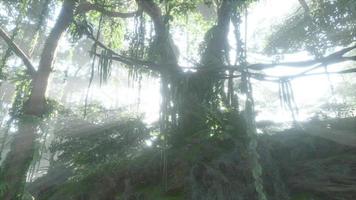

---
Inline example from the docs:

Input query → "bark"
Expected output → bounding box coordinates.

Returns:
[178,0,236,142]
[24,0,75,116]
[0,1,75,199]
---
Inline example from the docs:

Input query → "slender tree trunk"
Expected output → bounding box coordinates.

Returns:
[0,1,75,199]
[25,0,75,116]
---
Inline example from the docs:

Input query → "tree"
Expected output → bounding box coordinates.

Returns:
[0,0,355,199]
[0,1,75,199]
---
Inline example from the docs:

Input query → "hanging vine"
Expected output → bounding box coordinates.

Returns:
[127,12,146,100]
[234,5,268,200]
[279,78,298,121]
[98,49,112,85]
[84,15,104,118]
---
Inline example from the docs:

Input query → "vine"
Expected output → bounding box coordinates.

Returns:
[279,79,298,121]
[234,5,268,200]
[84,14,104,118]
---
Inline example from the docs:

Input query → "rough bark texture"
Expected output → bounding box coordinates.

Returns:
[0,1,75,199]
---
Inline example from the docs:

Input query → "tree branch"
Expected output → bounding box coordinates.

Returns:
[85,30,167,72]
[94,52,162,72]
[220,67,356,82]
[248,45,356,70]
[76,2,141,18]
[298,0,311,16]
[0,27,36,76]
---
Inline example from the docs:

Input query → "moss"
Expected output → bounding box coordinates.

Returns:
[115,186,183,200]
[136,185,183,200]
[291,192,320,200]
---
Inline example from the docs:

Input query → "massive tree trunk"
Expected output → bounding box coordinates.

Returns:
[0,1,75,199]
[138,0,268,199]
[181,0,233,131]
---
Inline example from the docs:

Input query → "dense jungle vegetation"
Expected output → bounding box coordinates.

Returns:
[0,0,356,199]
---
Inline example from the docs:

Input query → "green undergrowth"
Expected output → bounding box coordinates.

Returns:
[28,117,356,200]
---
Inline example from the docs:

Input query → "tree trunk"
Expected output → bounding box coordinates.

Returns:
[0,117,38,200]
[24,0,75,116]
[0,1,75,199]
[138,1,267,199]
[177,0,235,143]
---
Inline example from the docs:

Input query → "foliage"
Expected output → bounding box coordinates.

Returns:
[69,2,126,49]
[8,70,31,117]
[68,15,93,42]
[30,116,356,200]
[265,0,356,56]
[49,117,151,176]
